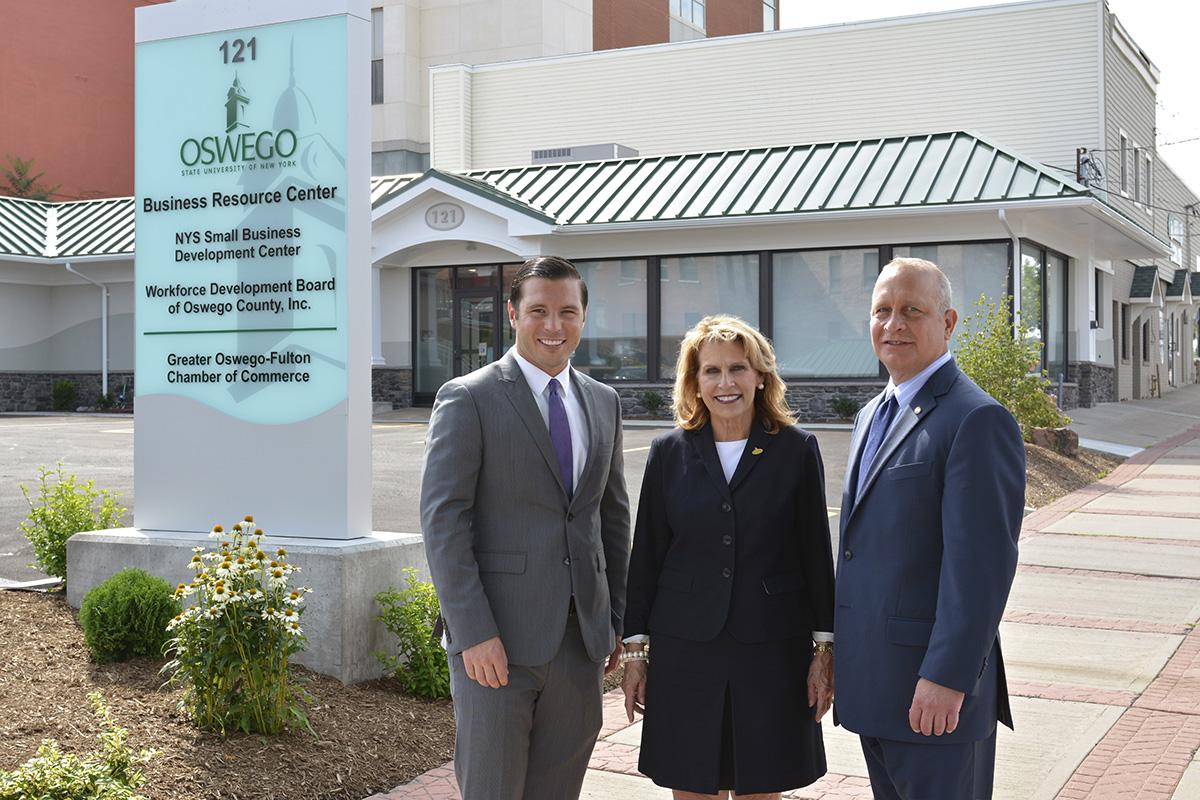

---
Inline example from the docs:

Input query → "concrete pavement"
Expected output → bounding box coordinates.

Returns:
[377,393,1200,800]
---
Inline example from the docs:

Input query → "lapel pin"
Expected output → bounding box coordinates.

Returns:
[751,447,763,455]
[913,406,922,415]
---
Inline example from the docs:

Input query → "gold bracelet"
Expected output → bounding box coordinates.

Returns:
[812,641,834,655]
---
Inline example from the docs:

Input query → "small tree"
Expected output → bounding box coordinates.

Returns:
[1,155,60,201]
[955,294,1070,436]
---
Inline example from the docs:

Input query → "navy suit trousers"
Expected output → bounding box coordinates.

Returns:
[859,731,997,800]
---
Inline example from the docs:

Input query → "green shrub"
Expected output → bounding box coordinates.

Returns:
[0,692,153,800]
[641,390,663,414]
[830,396,861,420]
[80,569,179,664]
[955,294,1071,436]
[51,380,76,411]
[376,569,450,700]
[96,392,115,410]
[20,464,126,582]
[162,517,313,736]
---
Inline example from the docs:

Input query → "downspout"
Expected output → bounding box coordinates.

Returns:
[64,262,109,398]
[998,209,1021,338]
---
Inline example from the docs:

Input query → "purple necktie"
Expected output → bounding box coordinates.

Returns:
[548,378,574,498]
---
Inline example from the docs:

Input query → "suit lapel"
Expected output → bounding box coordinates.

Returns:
[498,352,569,500]
[843,392,883,516]
[727,421,771,493]
[851,359,961,510]
[688,425,732,503]
[568,371,602,509]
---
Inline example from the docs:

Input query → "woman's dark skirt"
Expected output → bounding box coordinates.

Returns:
[638,628,827,795]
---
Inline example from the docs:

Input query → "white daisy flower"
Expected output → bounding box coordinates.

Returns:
[286,621,304,637]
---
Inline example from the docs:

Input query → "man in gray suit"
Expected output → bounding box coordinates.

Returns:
[421,256,631,800]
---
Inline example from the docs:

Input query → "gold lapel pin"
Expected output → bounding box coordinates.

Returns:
[751,447,763,455]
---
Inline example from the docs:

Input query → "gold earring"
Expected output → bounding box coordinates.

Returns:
[757,383,764,390]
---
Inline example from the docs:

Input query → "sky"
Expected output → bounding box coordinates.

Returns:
[780,0,1200,197]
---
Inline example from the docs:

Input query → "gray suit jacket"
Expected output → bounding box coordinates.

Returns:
[420,350,632,666]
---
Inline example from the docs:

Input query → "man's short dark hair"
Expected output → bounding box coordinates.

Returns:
[508,256,588,311]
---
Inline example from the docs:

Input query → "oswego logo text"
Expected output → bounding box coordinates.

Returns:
[178,77,297,167]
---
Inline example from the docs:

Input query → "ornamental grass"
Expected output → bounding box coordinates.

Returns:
[161,516,313,737]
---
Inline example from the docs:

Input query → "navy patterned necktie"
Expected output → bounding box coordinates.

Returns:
[548,378,574,498]
[857,393,899,496]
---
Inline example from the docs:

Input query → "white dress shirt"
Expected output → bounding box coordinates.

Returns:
[886,350,954,430]
[510,347,589,490]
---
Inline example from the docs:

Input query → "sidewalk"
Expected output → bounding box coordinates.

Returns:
[374,396,1200,800]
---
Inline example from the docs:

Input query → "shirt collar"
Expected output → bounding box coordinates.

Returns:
[510,346,572,399]
[886,350,953,411]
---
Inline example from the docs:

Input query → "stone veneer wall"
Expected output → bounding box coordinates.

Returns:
[2,370,416,412]
[613,381,887,423]
[372,367,413,408]
[0,372,136,412]
[1067,363,1115,409]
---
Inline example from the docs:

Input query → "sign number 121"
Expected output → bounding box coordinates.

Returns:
[219,37,257,64]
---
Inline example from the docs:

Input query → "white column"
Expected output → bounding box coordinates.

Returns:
[372,263,385,366]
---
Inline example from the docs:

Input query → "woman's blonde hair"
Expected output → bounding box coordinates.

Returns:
[671,315,795,433]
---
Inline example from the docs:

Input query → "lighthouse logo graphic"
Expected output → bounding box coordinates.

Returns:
[225,76,250,133]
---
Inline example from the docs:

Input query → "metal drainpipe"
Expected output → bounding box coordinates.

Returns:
[998,209,1021,338]
[64,262,109,398]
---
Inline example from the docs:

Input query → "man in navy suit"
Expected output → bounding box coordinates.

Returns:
[833,257,1025,799]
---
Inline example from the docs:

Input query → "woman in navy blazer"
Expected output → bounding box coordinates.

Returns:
[622,315,836,799]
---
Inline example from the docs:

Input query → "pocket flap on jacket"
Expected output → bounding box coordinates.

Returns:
[476,551,527,574]
[762,571,805,595]
[657,568,693,592]
[887,616,935,647]
[886,461,932,480]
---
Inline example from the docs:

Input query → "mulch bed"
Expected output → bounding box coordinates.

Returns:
[0,590,455,800]
[1024,444,1124,509]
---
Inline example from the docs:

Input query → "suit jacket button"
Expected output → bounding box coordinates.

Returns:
[721,567,732,578]
[722,535,732,546]
[563,557,572,566]
[567,513,574,522]
[843,549,853,560]
[721,502,732,513]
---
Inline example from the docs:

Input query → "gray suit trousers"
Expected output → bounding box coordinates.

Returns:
[449,615,604,800]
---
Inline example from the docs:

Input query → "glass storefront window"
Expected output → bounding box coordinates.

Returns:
[773,249,879,377]
[1046,253,1066,380]
[415,268,453,394]
[660,254,759,377]
[1019,244,1044,360]
[892,242,1009,349]
[573,259,649,380]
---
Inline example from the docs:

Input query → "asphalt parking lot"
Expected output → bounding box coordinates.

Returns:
[0,414,851,584]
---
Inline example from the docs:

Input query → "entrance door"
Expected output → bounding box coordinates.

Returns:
[455,293,496,377]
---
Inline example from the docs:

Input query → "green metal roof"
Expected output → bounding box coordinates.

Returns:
[419,131,1088,226]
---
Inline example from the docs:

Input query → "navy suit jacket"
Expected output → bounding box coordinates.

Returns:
[833,359,1024,744]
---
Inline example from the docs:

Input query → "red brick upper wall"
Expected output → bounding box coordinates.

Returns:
[594,0,671,51]
[708,0,771,38]
[595,0,768,52]
[0,0,168,200]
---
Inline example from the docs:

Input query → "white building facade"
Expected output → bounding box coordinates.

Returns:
[0,0,1195,414]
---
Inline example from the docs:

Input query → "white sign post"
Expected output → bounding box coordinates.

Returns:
[67,0,426,684]
[133,0,371,539]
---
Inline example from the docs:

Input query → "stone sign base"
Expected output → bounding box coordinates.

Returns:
[67,528,428,684]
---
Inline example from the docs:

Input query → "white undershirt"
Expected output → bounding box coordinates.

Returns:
[714,438,748,482]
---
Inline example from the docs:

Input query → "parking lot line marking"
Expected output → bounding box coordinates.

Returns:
[623,446,651,453]
[101,429,134,434]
